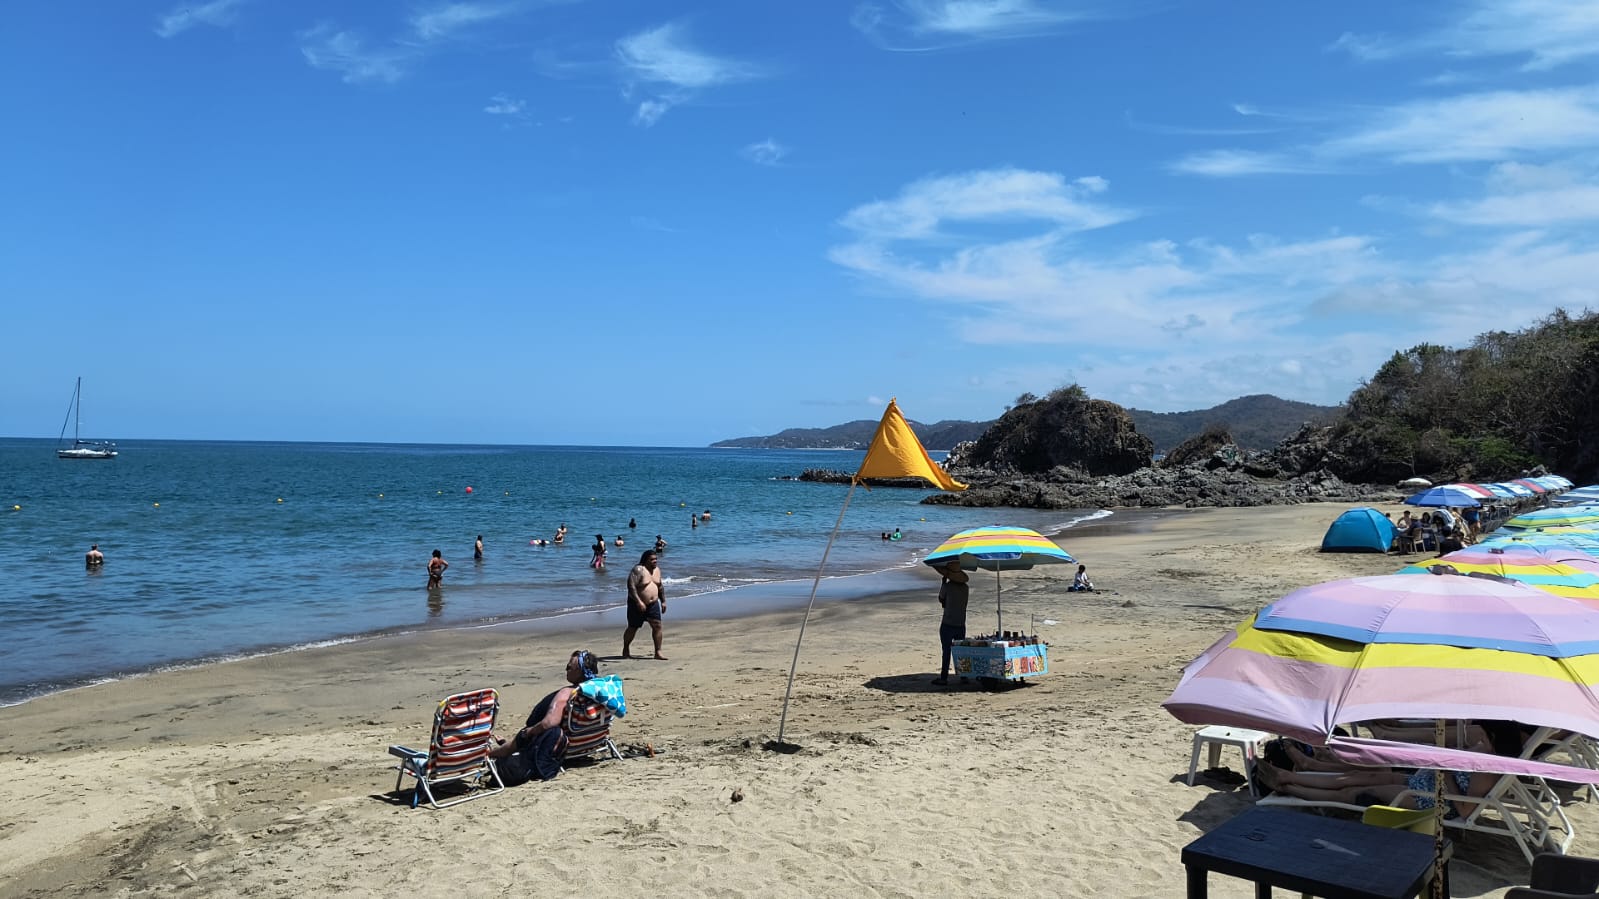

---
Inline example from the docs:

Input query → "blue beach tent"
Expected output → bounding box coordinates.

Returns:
[1321,507,1397,553]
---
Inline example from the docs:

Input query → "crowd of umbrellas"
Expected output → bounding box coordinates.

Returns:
[1162,473,1599,878]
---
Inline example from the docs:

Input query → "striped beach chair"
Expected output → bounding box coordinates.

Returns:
[388,688,507,809]
[562,694,621,764]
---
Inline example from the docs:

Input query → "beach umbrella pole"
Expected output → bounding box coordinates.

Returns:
[995,570,1003,635]
[774,482,857,747]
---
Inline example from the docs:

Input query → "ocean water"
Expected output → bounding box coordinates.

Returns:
[0,439,1105,705]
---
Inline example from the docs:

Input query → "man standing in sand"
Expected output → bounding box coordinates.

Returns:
[623,549,667,660]
[933,559,969,686]
[85,544,104,569]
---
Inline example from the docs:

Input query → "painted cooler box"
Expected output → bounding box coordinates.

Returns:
[949,642,1049,681]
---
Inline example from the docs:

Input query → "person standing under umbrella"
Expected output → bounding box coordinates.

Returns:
[933,559,970,686]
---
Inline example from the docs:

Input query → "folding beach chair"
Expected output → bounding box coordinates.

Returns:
[562,693,621,765]
[388,688,507,809]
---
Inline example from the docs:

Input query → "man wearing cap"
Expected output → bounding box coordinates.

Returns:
[933,559,970,686]
[490,649,599,785]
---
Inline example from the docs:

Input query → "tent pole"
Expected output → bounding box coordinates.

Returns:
[775,482,857,746]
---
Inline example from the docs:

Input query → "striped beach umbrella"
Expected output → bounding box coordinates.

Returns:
[1403,485,1482,508]
[924,526,1074,634]
[1496,482,1537,498]
[1419,543,1599,568]
[1163,573,1599,784]
[1447,483,1497,498]
[1515,478,1551,494]
[1505,506,1599,530]
[1396,557,1599,603]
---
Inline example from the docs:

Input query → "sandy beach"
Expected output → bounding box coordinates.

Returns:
[1,503,1589,898]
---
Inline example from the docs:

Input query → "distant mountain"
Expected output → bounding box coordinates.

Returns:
[1124,395,1340,452]
[711,418,991,450]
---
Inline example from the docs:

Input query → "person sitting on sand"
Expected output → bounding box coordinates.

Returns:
[488,649,599,785]
[1068,564,1094,592]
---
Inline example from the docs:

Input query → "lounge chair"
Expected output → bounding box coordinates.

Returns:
[1259,762,1574,864]
[388,688,507,809]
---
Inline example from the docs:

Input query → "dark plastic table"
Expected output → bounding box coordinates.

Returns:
[1181,807,1451,898]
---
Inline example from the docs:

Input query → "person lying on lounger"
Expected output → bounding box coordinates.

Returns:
[488,649,599,785]
[1258,721,1529,819]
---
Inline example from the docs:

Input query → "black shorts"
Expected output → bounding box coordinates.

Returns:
[627,601,663,629]
[499,728,566,786]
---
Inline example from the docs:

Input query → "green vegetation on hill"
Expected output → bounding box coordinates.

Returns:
[1320,309,1599,484]
[1125,395,1339,452]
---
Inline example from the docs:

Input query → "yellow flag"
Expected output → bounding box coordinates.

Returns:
[853,399,967,491]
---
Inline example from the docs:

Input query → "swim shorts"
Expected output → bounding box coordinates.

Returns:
[627,601,663,629]
[1407,769,1473,818]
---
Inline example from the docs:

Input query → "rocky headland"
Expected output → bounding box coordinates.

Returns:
[796,387,1398,510]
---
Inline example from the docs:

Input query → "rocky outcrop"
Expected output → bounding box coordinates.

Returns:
[932,438,1392,509]
[1161,427,1235,469]
[959,388,1153,477]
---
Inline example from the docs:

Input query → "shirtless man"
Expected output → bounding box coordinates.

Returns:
[85,544,104,569]
[623,550,667,660]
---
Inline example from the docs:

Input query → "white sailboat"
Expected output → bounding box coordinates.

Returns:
[56,377,118,460]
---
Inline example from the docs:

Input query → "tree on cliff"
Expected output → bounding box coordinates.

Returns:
[1310,309,1599,483]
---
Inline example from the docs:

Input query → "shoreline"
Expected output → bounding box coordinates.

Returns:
[4,502,1565,897]
[2,505,1140,710]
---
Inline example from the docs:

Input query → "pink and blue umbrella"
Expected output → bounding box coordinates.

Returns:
[1163,573,1599,783]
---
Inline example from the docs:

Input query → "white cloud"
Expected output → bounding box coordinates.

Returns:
[410,2,515,41]
[838,168,1130,242]
[1323,88,1599,163]
[616,24,757,90]
[633,98,676,127]
[1414,163,1599,227]
[1333,0,1599,70]
[1177,88,1599,177]
[614,23,759,127]
[155,0,245,38]
[299,25,410,84]
[484,93,526,115]
[852,0,1099,48]
[828,167,1599,410]
[741,139,789,166]
[1168,150,1333,177]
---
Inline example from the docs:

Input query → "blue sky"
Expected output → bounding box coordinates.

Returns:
[5,1,1599,445]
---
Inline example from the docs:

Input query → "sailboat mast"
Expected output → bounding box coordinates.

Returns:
[74,377,82,442]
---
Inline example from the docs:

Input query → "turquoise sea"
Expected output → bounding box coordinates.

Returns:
[0,439,1104,706]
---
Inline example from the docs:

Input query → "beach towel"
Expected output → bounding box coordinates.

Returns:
[577,674,627,718]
